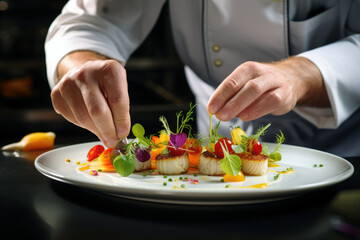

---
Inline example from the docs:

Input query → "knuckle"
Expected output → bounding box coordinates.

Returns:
[75,66,88,83]
[223,77,240,90]
[59,77,75,91]
[242,61,259,71]
[269,91,282,106]
[108,94,127,105]
[248,79,264,95]
[99,60,125,76]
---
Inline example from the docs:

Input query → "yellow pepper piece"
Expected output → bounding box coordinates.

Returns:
[231,127,247,145]
[223,171,245,182]
[159,132,169,143]
[2,132,56,151]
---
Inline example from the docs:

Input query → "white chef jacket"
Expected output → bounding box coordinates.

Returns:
[45,0,360,157]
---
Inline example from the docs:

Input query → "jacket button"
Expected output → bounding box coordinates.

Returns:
[214,59,223,67]
[212,44,221,52]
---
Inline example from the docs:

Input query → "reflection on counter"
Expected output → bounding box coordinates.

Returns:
[2,148,52,162]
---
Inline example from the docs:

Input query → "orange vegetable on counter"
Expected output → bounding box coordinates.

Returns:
[2,132,56,151]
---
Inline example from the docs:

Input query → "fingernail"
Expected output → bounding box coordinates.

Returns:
[240,112,248,121]
[117,128,129,139]
[207,103,218,115]
[107,138,118,148]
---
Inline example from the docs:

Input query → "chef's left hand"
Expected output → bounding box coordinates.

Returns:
[207,57,329,121]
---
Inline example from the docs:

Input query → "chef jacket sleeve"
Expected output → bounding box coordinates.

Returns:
[45,0,166,89]
[295,33,360,129]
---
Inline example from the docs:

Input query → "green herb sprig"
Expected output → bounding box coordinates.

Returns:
[269,131,285,163]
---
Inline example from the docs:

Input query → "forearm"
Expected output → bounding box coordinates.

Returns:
[56,50,109,84]
[273,56,330,108]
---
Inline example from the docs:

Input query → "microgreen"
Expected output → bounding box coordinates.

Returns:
[249,123,271,142]
[219,142,242,176]
[159,116,172,136]
[269,130,285,163]
[238,123,271,154]
[112,138,151,177]
[176,103,196,134]
[169,132,187,148]
[159,104,196,152]
[132,123,152,148]
[113,151,135,177]
[134,144,151,162]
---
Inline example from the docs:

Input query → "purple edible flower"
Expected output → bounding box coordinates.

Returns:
[135,147,151,162]
[169,133,187,149]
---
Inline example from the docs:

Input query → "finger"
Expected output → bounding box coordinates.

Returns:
[236,87,291,121]
[215,74,280,121]
[98,61,131,139]
[207,62,257,115]
[80,79,119,148]
[58,78,107,144]
[51,85,79,126]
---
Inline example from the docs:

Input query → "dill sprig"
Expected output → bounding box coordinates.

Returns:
[249,123,271,141]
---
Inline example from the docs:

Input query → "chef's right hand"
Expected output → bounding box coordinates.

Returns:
[51,52,131,147]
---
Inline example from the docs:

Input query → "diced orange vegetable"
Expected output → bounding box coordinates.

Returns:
[223,172,245,182]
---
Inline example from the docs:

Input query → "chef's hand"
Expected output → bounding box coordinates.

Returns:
[207,57,329,121]
[51,51,130,147]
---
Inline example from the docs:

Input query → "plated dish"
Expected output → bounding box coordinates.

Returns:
[35,141,353,205]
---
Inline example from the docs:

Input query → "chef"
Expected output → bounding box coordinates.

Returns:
[45,0,360,156]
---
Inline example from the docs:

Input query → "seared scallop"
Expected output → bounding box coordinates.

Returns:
[134,159,151,172]
[156,153,189,175]
[236,152,268,176]
[198,151,225,176]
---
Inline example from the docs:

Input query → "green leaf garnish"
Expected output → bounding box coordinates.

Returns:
[132,123,151,148]
[113,153,135,177]
[219,142,242,176]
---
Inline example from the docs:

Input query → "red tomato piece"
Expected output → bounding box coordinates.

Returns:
[214,138,234,158]
[86,145,105,162]
[247,139,262,155]
[151,136,159,143]
[168,142,186,156]
[185,138,202,154]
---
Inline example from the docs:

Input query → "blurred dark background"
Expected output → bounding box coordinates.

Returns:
[0,0,195,146]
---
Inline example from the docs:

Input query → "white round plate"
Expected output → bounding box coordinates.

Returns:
[35,141,354,205]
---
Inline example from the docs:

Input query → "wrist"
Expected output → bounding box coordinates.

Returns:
[274,56,330,108]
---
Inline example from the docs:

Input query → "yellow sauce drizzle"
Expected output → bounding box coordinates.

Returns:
[230,183,268,189]
[268,163,280,168]
[278,169,294,175]
[173,186,187,190]
[78,165,90,171]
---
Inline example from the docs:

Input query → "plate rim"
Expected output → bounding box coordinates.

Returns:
[34,141,354,204]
